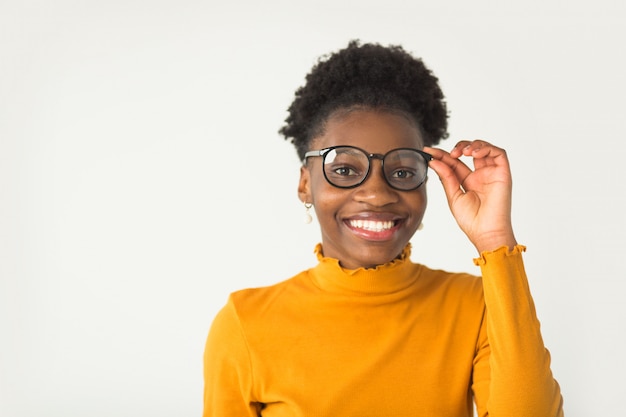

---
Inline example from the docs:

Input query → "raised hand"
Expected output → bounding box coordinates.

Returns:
[424,140,517,253]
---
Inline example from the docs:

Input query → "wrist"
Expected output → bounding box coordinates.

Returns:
[472,231,517,254]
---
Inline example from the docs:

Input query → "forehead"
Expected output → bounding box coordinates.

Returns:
[312,109,424,153]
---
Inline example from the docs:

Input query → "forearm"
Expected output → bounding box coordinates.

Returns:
[474,246,563,416]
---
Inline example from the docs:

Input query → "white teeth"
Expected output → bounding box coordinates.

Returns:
[349,219,394,232]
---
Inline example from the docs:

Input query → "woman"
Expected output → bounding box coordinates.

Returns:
[203,40,564,416]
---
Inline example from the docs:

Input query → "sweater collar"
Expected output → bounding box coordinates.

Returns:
[308,243,422,295]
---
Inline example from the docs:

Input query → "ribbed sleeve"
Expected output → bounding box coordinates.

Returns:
[203,298,259,417]
[472,245,564,416]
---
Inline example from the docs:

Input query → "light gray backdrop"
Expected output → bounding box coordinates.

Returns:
[1,0,625,416]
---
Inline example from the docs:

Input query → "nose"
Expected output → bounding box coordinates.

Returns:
[353,159,399,206]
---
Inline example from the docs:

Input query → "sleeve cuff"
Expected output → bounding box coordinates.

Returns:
[473,244,527,266]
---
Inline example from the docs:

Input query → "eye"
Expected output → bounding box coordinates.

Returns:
[390,169,416,179]
[332,165,360,177]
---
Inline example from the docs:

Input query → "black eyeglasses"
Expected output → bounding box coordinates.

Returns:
[304,145,432,191]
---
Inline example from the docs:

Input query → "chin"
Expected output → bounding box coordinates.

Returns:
[356,249,402,269]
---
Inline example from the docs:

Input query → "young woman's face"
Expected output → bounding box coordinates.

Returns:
[298,109,427,269]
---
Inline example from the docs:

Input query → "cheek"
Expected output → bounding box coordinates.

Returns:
[418,182,428,203]
[408,189,428,216]
[309,171,334,204]
[312,188,344,213]
[309,182,347,221]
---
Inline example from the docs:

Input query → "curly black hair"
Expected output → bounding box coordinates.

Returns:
[279,40,449,161]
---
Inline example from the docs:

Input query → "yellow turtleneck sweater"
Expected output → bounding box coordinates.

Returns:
[203,245,563,416]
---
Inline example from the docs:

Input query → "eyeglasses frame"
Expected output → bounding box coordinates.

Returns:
[303,145,433,191]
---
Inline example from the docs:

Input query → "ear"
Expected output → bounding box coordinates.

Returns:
[298,165,312,204]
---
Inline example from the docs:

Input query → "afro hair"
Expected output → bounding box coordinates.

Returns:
[279,40,449,161]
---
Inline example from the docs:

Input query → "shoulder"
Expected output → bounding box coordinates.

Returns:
[207,274,303,340]
[417,264,484,304]
[225,270,312,319]
[230,270,307,300]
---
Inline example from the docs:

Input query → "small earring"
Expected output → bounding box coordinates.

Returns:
[304,202,313,224]
[417,222,424,231]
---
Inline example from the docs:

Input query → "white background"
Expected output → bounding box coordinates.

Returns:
[1,1,625,416]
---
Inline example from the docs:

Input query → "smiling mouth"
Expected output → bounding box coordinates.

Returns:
[348,219,396,232]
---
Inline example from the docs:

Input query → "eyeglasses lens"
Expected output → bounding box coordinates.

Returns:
[383,149,427,190]
[323,147,369,188]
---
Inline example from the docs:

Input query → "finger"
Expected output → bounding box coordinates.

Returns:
[468,144,511,173]
[424,149,468,203]
[448,140,474,158]
[453,140,506,160]
[424,146,473,185]
[449,139,498,159]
